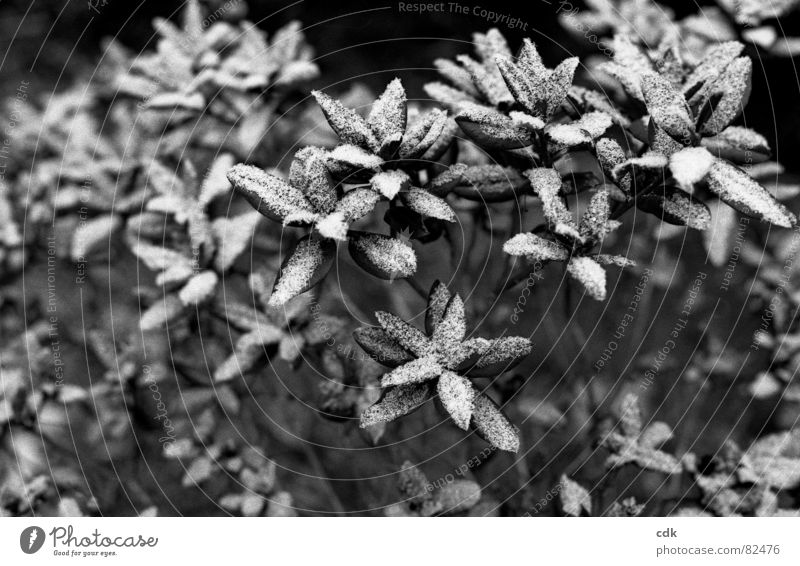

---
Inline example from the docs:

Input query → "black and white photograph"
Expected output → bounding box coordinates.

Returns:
[1,0,800,562]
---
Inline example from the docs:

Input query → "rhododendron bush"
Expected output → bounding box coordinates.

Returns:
[2,0,800,518]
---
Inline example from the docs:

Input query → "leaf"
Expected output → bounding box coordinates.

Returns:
[455,103,532,149]
[641,72,696,144]
[371,169,411,200]
[434,479,482,513]
[619,393,643,437]
[348,232,417,280]
[433,295,466,350]
[579,190,615,241]
[289,147,337,215]
[560,475,592,516]
[269,236,336,307]
[701,126,771,164]
[399,108,448,160]
[547,112,612,147]
[437,370,476,430]
[375,311,430,356]
[639,422,674,449]
[227,164,313,223]
[698,57,752,136]
[198,154,235,208]
[353,327,415,368]
[669,147,715,188]
[454,165,530,202]
[178,270,219,306]
[326,144,383,171]
[140,294,185,330]
[596,138,630,191]
[706,160,796,227]
[567,256,607,301]
[367,78,407,149]
[427,164,467,196]
[637,186,711,230]
[703,199,740,266]
[425,281,452,335]
[71,215,121,261]
[335,188,381,222]
[503,233,569,263]
[461,336,533,377]
[527,168,574,228]
[683,41,745,101]
[312,90,378,150]
[212,211,261,272]
[401,189,456,222]
[381,357,442,387]
[471,393,519,453]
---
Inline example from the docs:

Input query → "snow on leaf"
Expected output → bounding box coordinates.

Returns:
[567,256,607,301]
[619,393,643,436]
[472,393,519,453]
[427,164,467,196]
[637,186,712,230]
[367,78,407,147]
[212,211,261,272]
[335,188,381,223]
[269,236,335,307]
[595,138,628,189]
[698,57,752,136]
[227,164,313,222]
[544,57,580,117]
[375,311,430,357]
[381,357,442,387]
[639,422,674,449]
[289,147,337,215]
[71,215,121,261]
[437,370,476,430]
[312,90,378,150]
[353,327,415,368]
[401,189,456,222]
[503,233,569,263]
[348,232,417,280]
[595,254,637,267]
[399,108,448,160]
[526,167,575,229]
[455,103,532,149]
[315,212,349,241]
[433,295,466,350]
[706,159,796,227]
[701,126,771,164]
[178,270,219,306]
[669,147,715,188]
[140,294,185,331]
[509,111,545,131]
[425,281,452,335]
[612,153,669,181]
[641,72,696,143]
[370,169,410,200]
[326,144,384,170]
[360,384,432,427]
[549,112,612,147]
[434,479,482,514]
[462,336,533,377]
[560,475,592,517]
[684,41,745,100]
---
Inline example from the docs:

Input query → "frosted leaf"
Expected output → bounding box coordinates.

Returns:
[748,458,800,489]
[198,153,234,209]
[496,56,539,115]
[427,164,467,196]
[433,295,466,351]
[547,112,612,147]
[360,384,432,427]
[371,169,411,200]
[381,357,442,387]
[212,211,260,272]
[596,138,630,191]
[131,240,193,272]
[145,91,205,111]
[425,281,452,335]
[698,57,752,136]
[269,236,335,307]
[214,332,273,383]
[669,147,715,188]
[683,41,744,100]
[227,164,313,222]
[595,254,637,267]
[618,393,643,436]
[560,475,592,517]
[607,440,682,474]
[567,256,607,300]
[312,90,378,150]
[640,422,674,449]
[637,186,712,230]
[701,126,771,164]
[434,58,479,95]
[461,336,533,377]
[155,262,195,287]
[612,153,669,181]
[749,372,782,398]
[579,190,614,241]
[289,147,337,215]
[399,108,448,160]
[367,78,407,147]
[178,270,219,306]
[454,165,529,202]
[400,189,456,222]
[434,480,482,514]
[71,215,120,261]
[282,210,319,226]
[353,327,415,368]
[472,393,519,453]
[327,144,383,170]
[375,311,430,357]
[509,111,545,131]
[315,212,349,241]
[706,160,796,227]
[348,232,417,280]
[526,167,575,227]
[503,233,569,263]
[455,103,532,149]
[437,370,476,430]
[335,188,381,222]
[140,294,185,331]
[456,53,513,107]
[544,57,580,118]
[641,72,696,143]
[423,81,476,110]
[474,28,513,64]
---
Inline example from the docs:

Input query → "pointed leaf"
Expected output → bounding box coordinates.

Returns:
[348,232,417,280]
[472,393,519,453]
[503,233,569,263]
[381,357,442,387]
[437,370,476,430]
[228,164,313,223]
[360,384,433,427]
[312,90,378,150]
[400,189,456,222]
[567,256,607,300]
[269,236,335,307]
[353,327,415,368]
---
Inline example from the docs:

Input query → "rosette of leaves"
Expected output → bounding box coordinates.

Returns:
[213,270,345,382]
[504,172,634,301]
[599,37,796,229]
[353,281,532,452]
[601,394,681,474]
[312,79,454,184]
[384,461,491,517]
[228,145,451,306]
[128,156,262,330]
